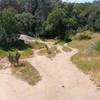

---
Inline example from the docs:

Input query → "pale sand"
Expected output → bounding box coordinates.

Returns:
[0,44,100,100]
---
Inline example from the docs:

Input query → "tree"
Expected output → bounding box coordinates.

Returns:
[15,12,36,36]
[94,15,100,31]
[0,8,17,44]
[43,6,67,39]
[16,0,61,21]
[0,0,20,10]
[43,4,78,39]
[0,26,6,43]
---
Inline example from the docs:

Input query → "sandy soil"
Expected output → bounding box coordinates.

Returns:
[0,44,100,100]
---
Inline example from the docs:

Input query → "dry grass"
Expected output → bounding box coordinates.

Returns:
[62,46,71,52]
[68,34,100,50]
[29,41,46,49]
[37,48,56,58]
[71,52,100,87]
[37,48,60,58]
[45,39,57,43]
[0,41,46,60]
[11,61,41,86]
[57,40,66,45]
[70,33,100,87]
[91,70,100,87]
[37,49,48,56]
[71,53,100,72]
[45,39,66,46]
[0,49,7,60]
[14,41,45,59]
[21,48,33,59]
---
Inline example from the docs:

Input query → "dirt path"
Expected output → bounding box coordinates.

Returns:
[0,44,100,100]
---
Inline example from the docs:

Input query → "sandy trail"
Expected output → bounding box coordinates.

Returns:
[0,44,100,100]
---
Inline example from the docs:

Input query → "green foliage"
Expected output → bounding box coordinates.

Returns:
[0,49,7,59]
[0,1,100,47]
[42,1,100,40]
[21,48,33,58]
[0,26,6,42]
[79,35,91,40]
[15,51,21,65]
[8,52,15,64]
[43,7,67,39]
[95,40,100,51]
[0,8,37,45]
[15,12,36,35]
[0,8,17,34]
[79,32,92,40]
[0,8,17,43]
[8,51,21,65]
[94,15,100,31]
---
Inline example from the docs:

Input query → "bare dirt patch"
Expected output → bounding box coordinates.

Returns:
[11,61,41,85]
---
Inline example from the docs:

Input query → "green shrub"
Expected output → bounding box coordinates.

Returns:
[0,49,7,59]
[8,51,21,65]
[95,40,100,51]
[80,34,91,40]
[75,31,92,40]
[15,51,21,65]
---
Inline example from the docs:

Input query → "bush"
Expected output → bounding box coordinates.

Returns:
[80,34,91,40]
[75,31,92,40]
[43,6,69,39]
[8,51,21,65]
[0,49,7,59]
[95,40,100,51]
[94,15,100,31]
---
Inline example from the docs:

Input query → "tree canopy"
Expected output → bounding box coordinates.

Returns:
[15,12,36,35]
[0,0,100,43]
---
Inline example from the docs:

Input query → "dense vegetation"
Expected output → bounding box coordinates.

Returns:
[0,0,100,44]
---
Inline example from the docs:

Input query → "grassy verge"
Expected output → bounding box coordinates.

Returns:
[56,40,66,45]
[37,49,48,56]
[0,49,7,60]
[45,39,57,43]
[69,33,100,87]
[29,41,46,49]
[37,48,56,58]
[62,46,71,52]
[0,41,46,59]
[68,34,100,50]
[11,61,41,86]
[20,41,46,58]
[37,48,60,58]
[21,48,33,59]
[44,39,67,46]
[71,52,100,87]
